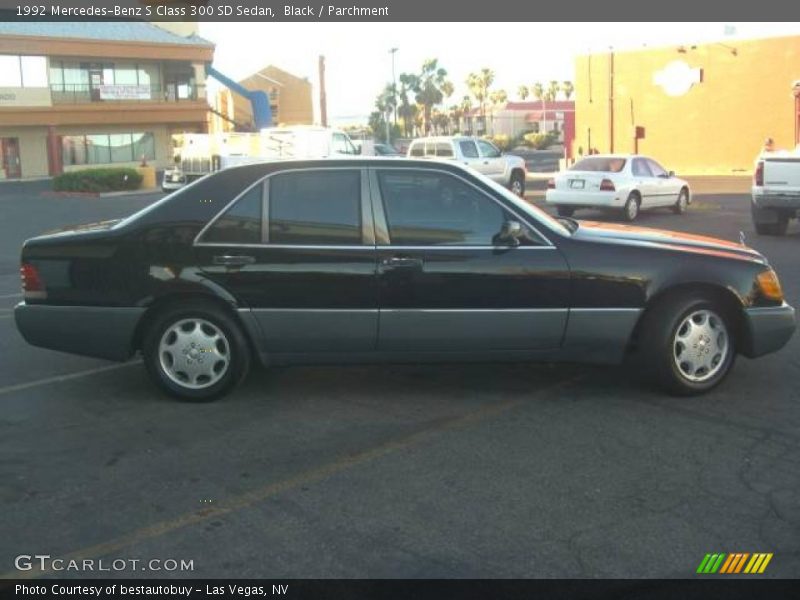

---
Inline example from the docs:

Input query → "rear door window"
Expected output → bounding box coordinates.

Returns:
[201,184,263,244]
[268,170,362,245]
[632,158,654,177]
[435,142,454,157]
[409,143,424,157]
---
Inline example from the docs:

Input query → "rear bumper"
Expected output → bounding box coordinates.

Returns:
[751,191,800,211]
[740,303,796,358]
[545,189,622,207]
[14,303,145,361]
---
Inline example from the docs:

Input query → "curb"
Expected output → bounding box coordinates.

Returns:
[40,188,161,199]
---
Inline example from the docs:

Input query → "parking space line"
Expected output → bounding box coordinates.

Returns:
[0,361,141,398]
[0,292,22,299]
[5,373,584,579]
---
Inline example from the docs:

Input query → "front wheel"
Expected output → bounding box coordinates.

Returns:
[509,172,525,197]
[637,294,736,395]
[672,189,689,214]
[142,302,251,401]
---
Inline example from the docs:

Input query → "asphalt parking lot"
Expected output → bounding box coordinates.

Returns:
[0,181,798,579]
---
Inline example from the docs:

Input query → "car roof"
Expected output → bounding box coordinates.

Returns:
[410,136,478,143]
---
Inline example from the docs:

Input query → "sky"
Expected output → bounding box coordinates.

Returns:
[199,22,800,126]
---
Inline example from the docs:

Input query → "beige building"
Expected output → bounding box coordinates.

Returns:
[211,65,313,133]
[0,21,213,179]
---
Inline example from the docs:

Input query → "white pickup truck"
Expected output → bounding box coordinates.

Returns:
[752,148,800,236]
[407,136,527,196]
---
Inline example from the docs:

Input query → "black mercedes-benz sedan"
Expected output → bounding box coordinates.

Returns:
[14,158,796,401]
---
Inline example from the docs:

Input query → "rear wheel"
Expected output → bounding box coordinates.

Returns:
[637,293,736,395]
[557,206,575,217]
[753,209,790,236]
[622,193,640,221]
[142,302,251,401]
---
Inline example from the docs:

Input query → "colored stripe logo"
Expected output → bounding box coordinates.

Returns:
[696,553,773,574]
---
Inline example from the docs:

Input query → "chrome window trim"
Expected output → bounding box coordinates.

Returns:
[194,242,555,251]
[194,164,556,250]
[368,166,554,248]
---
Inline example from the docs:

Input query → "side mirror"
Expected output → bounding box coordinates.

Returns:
[497,220,523,246]
[668,170,675,177]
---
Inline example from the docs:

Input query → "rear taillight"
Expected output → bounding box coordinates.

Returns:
[600,178,616,192]
[20,263,46,299]
[754,161,764,187]
[547,178,555,189]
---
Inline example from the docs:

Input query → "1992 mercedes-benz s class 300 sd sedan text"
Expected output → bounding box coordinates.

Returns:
[15,159,796,401]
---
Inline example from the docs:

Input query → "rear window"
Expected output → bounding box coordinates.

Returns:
[570,157,627,173]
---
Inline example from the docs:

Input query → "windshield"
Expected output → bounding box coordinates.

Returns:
[570,157,627,172]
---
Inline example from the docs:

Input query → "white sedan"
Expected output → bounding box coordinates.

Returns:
[545,154,691,221]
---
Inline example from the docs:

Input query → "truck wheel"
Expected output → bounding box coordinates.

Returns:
[509,172,525,197]
[557,206,575,217]
[637,293,736,396]
[753,208,789,236]
[142,301,251,402]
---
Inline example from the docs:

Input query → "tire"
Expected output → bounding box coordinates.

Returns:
[753,210,789,236]
[637,293,736,396]
[672,188,689,214]
[622,193,640,222]
[509,172,525,197]
[557,206,575,217]
[142,301,251,402]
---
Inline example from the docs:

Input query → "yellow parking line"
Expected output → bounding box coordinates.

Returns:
[0,361,141,398]
[3,373,584,579]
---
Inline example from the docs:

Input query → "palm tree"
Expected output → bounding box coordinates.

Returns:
[467,68,495,134]
[490,89,508,105]
[517,85,529,101]
[460,95,472,134]
[397,72,418,138]
[449,104,463,134]
[561,80,574,100]
[547,80,561,102]
[531,82,546,132]
[414,59,450,135]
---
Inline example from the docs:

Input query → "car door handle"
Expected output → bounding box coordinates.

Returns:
[380,257,423,269]
[213,255,255,266]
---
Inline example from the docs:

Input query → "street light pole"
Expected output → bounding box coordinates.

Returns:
[389,47,398,130]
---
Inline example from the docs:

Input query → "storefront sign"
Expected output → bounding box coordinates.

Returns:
[98,85,151,100]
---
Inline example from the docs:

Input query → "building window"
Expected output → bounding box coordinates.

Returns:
[0,55,47,88]
[61,132,156,166]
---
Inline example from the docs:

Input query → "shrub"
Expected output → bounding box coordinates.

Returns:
[53,168,143,193]
[484,134,512,152]
[522,131,558,150]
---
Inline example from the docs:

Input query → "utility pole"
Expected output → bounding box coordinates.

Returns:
[389,47,398,129]
[318,55,327,127]
[608,48,615,153]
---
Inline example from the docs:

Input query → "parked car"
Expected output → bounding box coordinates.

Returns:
[751,148,800,235]
[546,154,691,221]
[15,159,795,401]
[407,136,527,196]
[374,143,402,156]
